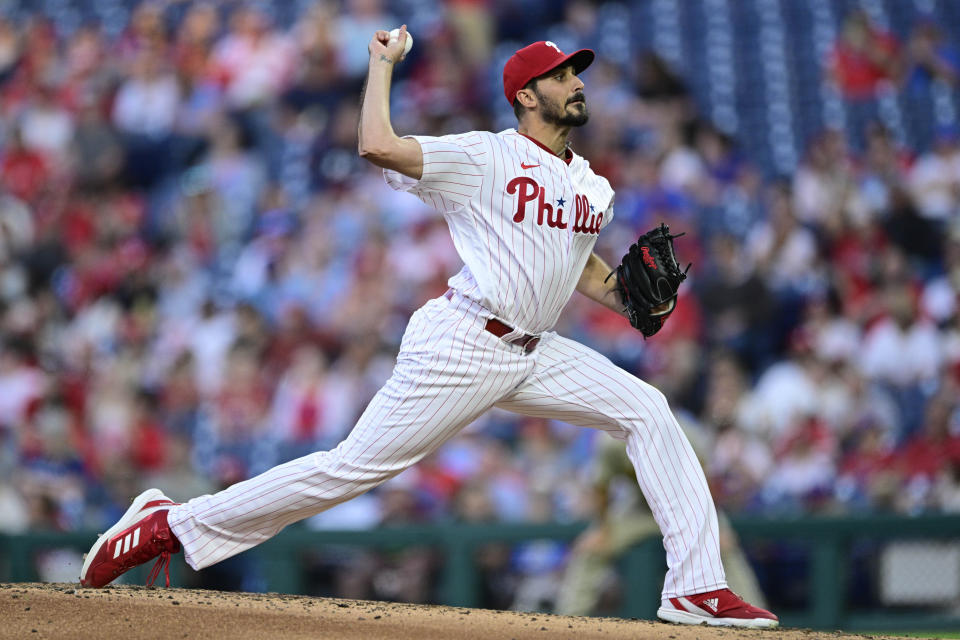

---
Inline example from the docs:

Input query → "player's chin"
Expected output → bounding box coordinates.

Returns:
[563,104,590,126]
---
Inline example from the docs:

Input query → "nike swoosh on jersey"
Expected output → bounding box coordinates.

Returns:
[521,162,540,169]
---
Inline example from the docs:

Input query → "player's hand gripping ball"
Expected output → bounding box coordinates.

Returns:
[389,27,413,58]
[608,223,691,338]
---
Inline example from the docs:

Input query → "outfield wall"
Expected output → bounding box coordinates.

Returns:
[2,514,959,632]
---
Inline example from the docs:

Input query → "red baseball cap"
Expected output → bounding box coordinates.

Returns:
[503,41,595,106]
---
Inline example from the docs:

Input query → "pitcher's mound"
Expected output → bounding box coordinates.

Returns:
[0,583,905,639]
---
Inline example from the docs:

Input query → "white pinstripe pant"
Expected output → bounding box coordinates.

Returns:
[167,292,726,598]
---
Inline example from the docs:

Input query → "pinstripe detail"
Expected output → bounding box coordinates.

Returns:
[168,319,726,597]
[169,294,537,568]
[494,334,725,597]
[553,336,722,594]
[175,302,465,559]
[385,129,613,335]
[165,127,725,601]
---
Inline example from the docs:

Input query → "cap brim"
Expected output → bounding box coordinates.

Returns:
[543,48,595,78]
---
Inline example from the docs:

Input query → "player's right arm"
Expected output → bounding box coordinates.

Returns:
[358,26,424,179]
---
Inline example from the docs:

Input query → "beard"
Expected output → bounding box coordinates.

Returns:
[534,87,589,127]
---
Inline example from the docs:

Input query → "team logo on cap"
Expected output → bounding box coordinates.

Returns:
[545,41,562,53]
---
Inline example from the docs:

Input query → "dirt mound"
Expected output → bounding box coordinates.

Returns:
[0,583,908,640]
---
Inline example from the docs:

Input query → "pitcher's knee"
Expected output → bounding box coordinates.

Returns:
[617,385,682,440]
[641,384,672,413]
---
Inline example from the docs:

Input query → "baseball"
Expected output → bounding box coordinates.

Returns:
[388,28,413,57]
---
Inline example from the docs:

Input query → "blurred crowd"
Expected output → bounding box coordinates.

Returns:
[0,0,959,603]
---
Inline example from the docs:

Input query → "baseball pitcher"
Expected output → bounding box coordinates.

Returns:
[80,27,777,628]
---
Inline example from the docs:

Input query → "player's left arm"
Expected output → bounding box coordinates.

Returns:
[575,191,627,315]
[576,252,627,316]
[576,252,671,316]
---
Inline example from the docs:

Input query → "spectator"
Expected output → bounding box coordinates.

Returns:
[128,389,168,472]
[112,51,181,138]
[883,185,944,275]
[115,1,169,65]
[695,123,741,189]
[906,125,960,224]
[836,419,897,511]
[212,5,296,109]
[0,337,46,432]
[860,284,943,387]
[71,92,124,190]
[904,20,960,93]
[894,387,960,512]
[266,343,353,463]
[856,123,912,221]
[0,185,33,270]
[634,50,691,105]
[696,233,774,374]
[195,339,271,477]
[18,83,74,163]
[614,150,692,231]
[747,182,822,295]
[793,129,861,229]
[860,284,942,440]
[703,352,772,511]
[0,17,22,83]
[201,114,267,249]
[333,0,397,79]
[658,122,706,197]
[64,24,108,99]
[187,299,236,396]
[761,414,837,512]
[174,2,221,73]
[740,334,821,440]
[829,10,901,100]
[1,126,51,205]
[447,0,495,70]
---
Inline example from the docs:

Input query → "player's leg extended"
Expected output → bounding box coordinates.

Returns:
[82,295,534,585]
[168,297,535,570]
[495,333,776,627]
[494,332,725,598]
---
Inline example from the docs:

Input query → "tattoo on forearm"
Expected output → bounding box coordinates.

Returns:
[378,54,393,64]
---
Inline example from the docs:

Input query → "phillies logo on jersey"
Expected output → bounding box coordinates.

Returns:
[506,177,602,234]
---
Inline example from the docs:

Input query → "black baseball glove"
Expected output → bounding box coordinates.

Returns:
[607,223,690,338]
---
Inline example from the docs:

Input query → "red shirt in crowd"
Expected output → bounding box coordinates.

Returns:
[1,145,49,203]
[831,29,900,99]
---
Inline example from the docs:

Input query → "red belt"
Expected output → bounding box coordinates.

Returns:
[484,317,540,353]
[444,290,540,353]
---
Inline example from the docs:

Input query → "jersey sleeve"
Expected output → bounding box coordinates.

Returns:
[575,159,615,232]
[600,196,615,231]
[383,132,488,215]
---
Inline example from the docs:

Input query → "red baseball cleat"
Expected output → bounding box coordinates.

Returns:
[657,588,779,628]
[79,488,181,588]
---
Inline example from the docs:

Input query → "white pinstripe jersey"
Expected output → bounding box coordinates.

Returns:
[385,128,615,335]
